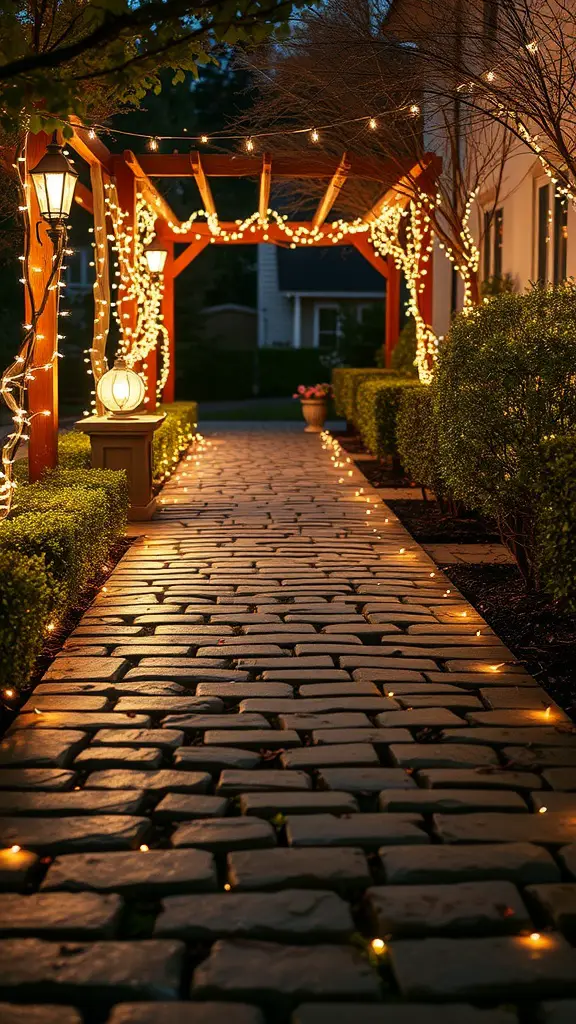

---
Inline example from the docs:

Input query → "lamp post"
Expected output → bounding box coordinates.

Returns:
[0,133,79,511]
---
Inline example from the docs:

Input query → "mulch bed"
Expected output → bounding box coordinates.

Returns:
[335,430,576,719]
[386,499,500,544]
[442,564,576,719]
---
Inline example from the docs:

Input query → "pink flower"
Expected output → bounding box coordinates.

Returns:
[293,383,332,400]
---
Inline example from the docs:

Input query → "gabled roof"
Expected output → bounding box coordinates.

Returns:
[276,246,385,295]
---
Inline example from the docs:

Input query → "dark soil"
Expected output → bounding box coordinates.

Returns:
[442,564,576,720]
[336,432,576,719]
[387,499,501,544]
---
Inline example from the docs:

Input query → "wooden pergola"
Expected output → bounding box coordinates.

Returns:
[21,126,440,479]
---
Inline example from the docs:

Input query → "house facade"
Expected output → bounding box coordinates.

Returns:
[385,0,576,342]
[257,243,386,348]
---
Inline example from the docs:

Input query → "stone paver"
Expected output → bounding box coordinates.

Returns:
[3,424,575,1020]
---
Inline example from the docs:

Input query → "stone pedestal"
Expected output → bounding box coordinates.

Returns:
[75,414,166,521]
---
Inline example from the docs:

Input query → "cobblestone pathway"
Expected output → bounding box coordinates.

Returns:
[2,426,576,1024]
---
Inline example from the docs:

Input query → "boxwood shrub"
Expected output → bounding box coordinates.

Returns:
[331,368,397,424]
[536,433,576,608]
[0,549,52,689]
[396,384,444,496]
[435,285,576,585]
[5,488,111,609]
[153,401,199,483]
[355,376,421,460]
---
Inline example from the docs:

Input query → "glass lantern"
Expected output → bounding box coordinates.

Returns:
[29,138,79,224]
[96,358,146,417]
[144,243,168,274]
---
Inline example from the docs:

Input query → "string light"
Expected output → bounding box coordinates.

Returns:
[245,138,254,152]
[368,118,378,130]
[147,137,160,152]
[104,186,170,401]
[0,141,68,518]
[310,129,319,143]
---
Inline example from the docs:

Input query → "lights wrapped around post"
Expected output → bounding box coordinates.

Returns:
[144,243,168,275]
[96,358,146,416]
[29,137,78,225]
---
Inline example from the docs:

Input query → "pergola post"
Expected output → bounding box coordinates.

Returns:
[385,260,402,367]
[26,131,59,482]
[159,223,175,404]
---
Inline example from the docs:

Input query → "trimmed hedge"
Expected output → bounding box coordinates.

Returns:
[1,465,129,691]
[435,285,576,584]
[0,401,197,691]
[355,376,421,460]
[0,549,52,689]
[6,487,113,609]
[537,434,576,609]
[396,384,444,496]
[153,401,199,483]
[332,368,398,423]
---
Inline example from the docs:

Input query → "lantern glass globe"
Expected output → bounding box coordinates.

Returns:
[97,359,145,416]
[29,140,78,223]
[145,245,168,274]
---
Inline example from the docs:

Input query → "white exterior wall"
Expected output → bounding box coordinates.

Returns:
[257,244,293,347]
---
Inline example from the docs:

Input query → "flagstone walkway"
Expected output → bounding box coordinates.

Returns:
[1,425,576,1023]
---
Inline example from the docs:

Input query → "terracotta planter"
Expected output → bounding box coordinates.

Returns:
[300,397,328,432]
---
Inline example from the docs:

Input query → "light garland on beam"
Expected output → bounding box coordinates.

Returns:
[168,197,439,383]
[103,186,170,403]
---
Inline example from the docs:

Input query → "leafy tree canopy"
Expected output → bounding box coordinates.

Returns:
[0,1,305,135]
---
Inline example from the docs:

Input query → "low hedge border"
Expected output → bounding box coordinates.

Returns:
[355,376,421,460]
[537,434,576,609]
[396,384,445,497]
[332,368,398,424]
[1,401,198,691]
[153,401,199,484]
[0,549,52,689]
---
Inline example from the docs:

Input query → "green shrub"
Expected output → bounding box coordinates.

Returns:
[536,434,576,608]
[355,376,421,459]
[154,401,199,483]
[396,384,444,495]
[5,488,111,609]
[58,430,92,470]
[0,549,52,689]
[331,368,398,423]
[391,318,418,376]
[435,284,576,584]
[41,468,129,540]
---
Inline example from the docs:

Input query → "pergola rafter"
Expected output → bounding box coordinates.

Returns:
[259,152,272,222]
[311,152,350,231]
[190,151,217,218]
[14,126,440,475]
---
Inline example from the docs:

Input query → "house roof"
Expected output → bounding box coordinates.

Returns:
[276,245,385,295]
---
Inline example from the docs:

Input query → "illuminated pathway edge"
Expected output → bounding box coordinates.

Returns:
[1,424,576,1023]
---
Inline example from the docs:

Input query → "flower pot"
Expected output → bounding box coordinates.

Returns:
[301,398,328,432]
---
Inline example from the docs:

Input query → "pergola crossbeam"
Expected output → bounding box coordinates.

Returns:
[259,153,272,222]
[311,152,350,231]
[190,150,217,218]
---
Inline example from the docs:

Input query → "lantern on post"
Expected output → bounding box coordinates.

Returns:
[96,357,146,416]
[29,135,78,238]
[144,242,168,275]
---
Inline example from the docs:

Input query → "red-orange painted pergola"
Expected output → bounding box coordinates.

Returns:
[22,125,439,480]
